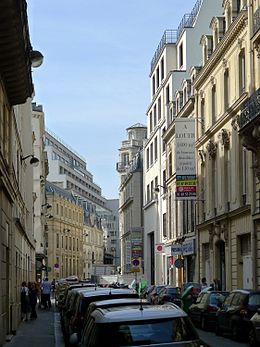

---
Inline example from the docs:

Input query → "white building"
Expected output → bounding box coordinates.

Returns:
[143,0,223,285]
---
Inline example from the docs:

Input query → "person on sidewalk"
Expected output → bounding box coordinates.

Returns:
[41,277,52,309]
[29,282,38,319]
[20,281,30,321]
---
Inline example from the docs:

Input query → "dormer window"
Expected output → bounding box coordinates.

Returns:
[200,35,213,65]
[210,17,226,50]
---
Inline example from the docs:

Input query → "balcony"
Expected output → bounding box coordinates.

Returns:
[116,162,128,173]
[239,88,260,179]
[240,88,260,129]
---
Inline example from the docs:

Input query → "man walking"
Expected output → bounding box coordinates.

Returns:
[41,277,52,309]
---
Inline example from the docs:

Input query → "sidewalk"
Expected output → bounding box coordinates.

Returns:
[4,300,65,347]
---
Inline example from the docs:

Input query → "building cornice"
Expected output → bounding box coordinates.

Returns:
[194,9,248,89]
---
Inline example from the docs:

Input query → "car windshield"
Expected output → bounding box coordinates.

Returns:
[98,317,198,346]
[166,288,180,295]
[249,294,260,306]
[209,293,226,305]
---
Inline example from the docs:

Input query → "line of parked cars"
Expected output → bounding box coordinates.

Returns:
[186,287,260,346]
[57,278,210,347]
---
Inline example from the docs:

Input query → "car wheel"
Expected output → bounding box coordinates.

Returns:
[249,327,257,347]
[215,322,222,336]
[201,315,207,331]
[231,324,240,341]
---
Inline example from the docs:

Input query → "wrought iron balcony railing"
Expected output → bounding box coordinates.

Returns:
[240,88,260,129]
[253,7,260,36]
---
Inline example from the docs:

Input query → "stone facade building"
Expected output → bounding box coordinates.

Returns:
[117,123,147,275]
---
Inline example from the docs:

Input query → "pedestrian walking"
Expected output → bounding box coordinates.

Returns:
[201,277,208,289]
[41,277,52,309]
[20,281,30,321]
[51,278,56,299]
[29,282,38,319]
[210,278,221,290]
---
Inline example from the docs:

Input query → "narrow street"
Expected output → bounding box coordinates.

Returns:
[3,300,250,347]
[4,300,64,347]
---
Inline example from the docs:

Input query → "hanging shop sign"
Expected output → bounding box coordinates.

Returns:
[155,243,165,253]
[175,119,196,200]
[171,244,183,256]
[182,239,195,256]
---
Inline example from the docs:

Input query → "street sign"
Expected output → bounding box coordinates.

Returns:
[174,258,184,268]
[131,257,141,272]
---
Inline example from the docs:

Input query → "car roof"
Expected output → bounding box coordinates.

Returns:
[79,288,137,298]
[92,303,186,323]
[231,289,260,295]
[88,298,148,309]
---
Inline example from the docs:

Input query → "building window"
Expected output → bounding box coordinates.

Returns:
[150,143,154,165]
[146,148,149,169]
[152,75,155,95]
[161,57,164,80]
[147,184,150,202]
[56,234,59,249]
[158,97,161,121]
[163,213,167,238]
[168,152,172,177]
[179,43,183,68]
[166,85,170,105]
[162,127,166,152]
[156,67,159,89]
[154,137,158,161]
[211,85,216,125]
[224,69,229,110]
[149,112,153,133]
[153,105,157,128]
[239,49,246,94]
[201,99,205,135]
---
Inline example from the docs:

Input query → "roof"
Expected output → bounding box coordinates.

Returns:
[92,304,187,323]
[0,0,33,105]
[126,123,147,130]
[45,181,77,203]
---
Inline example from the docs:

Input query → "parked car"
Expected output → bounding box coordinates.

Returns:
[188,290,229,330]
[70,303,210,347]
[249,307,260,347]
[156,286,182,307]
[62,287,103,341]
[215,289,260,340]
[146,285,164,304]
[66,287,139,342]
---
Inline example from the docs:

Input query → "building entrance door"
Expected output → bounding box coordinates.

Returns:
[217,240,226,290]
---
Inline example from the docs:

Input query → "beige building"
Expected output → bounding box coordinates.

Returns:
[45,181,84,279]
[0,0,43,342]
[117,124,147,275]
[32,103,49,281]
[194,0,259,290]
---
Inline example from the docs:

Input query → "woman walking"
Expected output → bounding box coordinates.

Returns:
[28,282,38,319]
[20,281,29,321]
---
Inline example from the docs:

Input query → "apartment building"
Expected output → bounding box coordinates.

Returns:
[31,103,49,281]
[143,0,223,286]
[0,0,43,341]
[190,0,260,290]
[45,129,119,272]
[117,123,147,275]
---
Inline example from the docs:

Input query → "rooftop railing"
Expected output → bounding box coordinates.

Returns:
[150,0,203,72]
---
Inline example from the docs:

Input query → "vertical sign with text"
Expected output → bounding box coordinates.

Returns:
[175,118,196,200]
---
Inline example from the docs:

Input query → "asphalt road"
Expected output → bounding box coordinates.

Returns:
[198,328,249,347]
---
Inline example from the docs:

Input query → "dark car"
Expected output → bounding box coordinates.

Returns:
[156,286,182,307]
[249,307,260,347]
[216,289,260,340]
[70,303,210,347]
[188,290,229,330]
[67,287,139,341]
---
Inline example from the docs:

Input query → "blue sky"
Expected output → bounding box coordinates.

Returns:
[28,0,196,199]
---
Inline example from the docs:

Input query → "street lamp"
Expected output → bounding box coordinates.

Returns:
[21,154,39,167]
